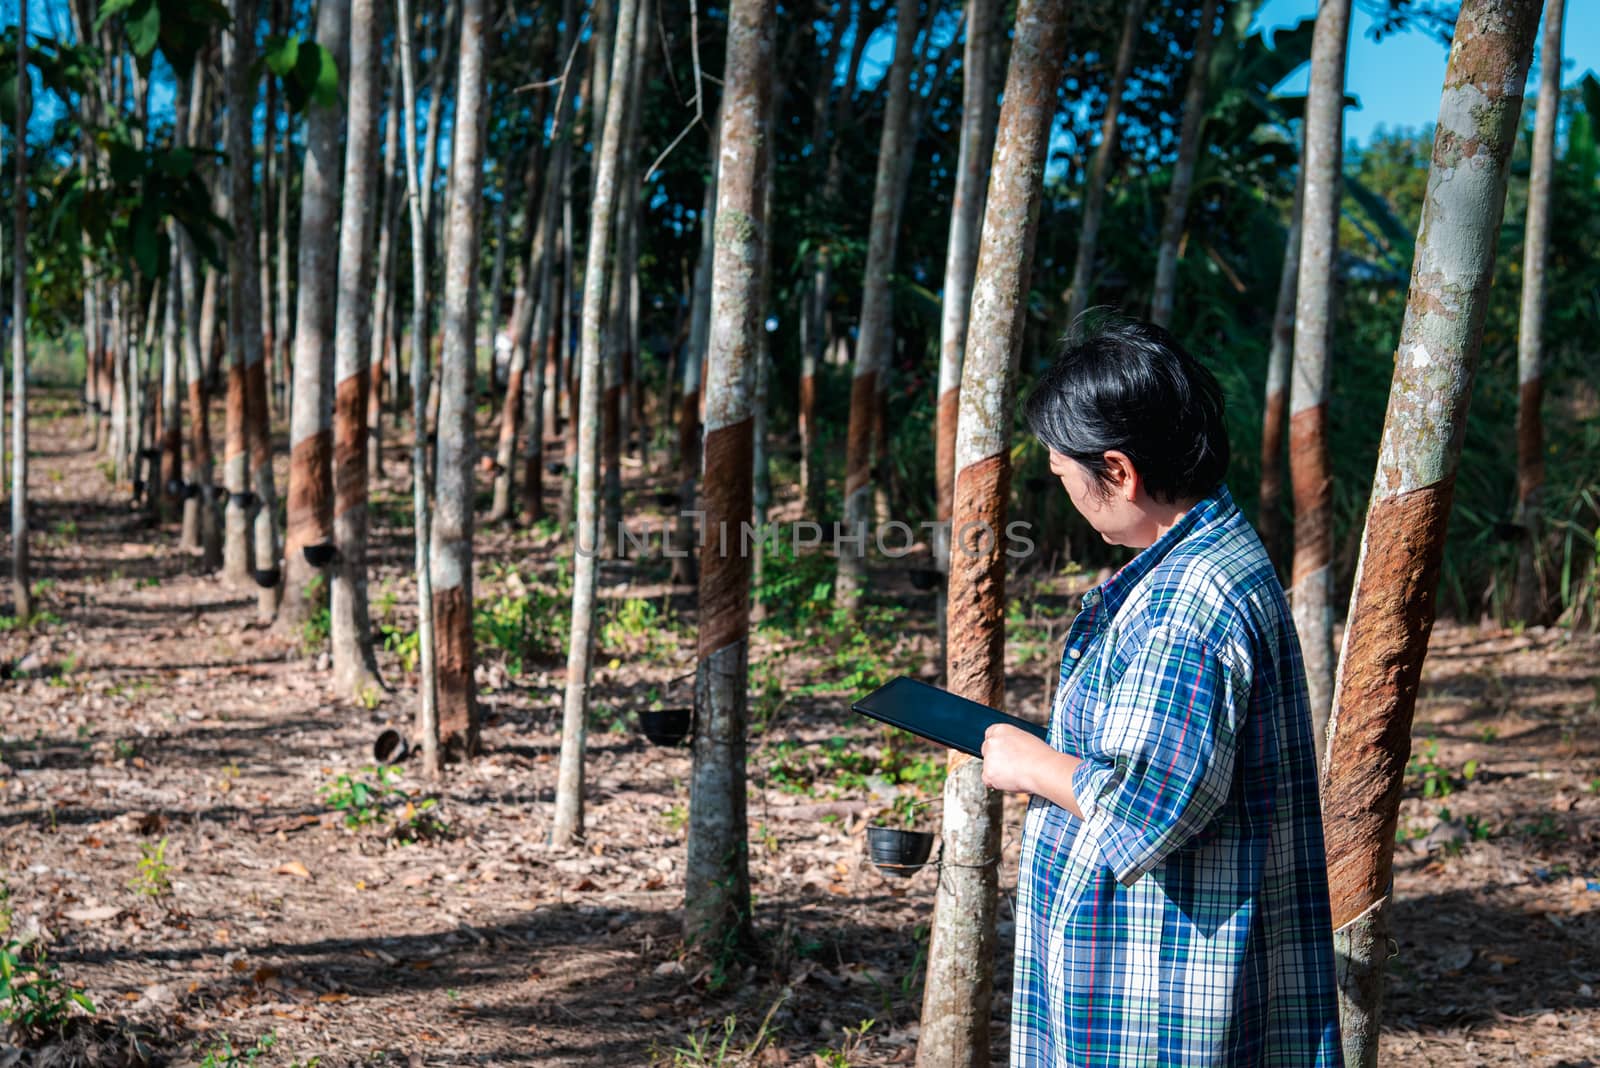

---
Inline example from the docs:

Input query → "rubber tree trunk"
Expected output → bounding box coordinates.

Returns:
[178,230,222,570]
[10,3,31,621]
[935,0,1000,662]
[1513,0,1563,625]
[1290,0,1351,764]
[916,2,1069,1062]
[274,41,293,418]
[1065,0,1144,326]
[1319,5,1538,1063]
[331,0,385,700]
[521,69,572,524]
[1259,170,1304,575]
[227,0,281,618]
[284,0,350,632]
[430,0,490,758]
[684,0,773,956]
[369,57,402,481]
[1149,0,1221,328]
[553,0,640,847]
[396,0,442,778]
[158,237,184,529]
[489,259,535,524]
[836,2,918,612]
[220,12,252,585]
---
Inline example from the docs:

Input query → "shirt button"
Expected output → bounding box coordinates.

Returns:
[1068,648,1081,659]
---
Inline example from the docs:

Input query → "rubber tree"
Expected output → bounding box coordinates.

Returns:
[835,1,918,612]
[10,0,30,620]
[224,0,280,622]
[369,60,401,481]
[1259,171,1304,573]
[918,3,1069,1062]
[158,239,183,528]
[177,67,219,567]
[553,0,639,847]
[396,0,442,777]
[1149,0,1221,328]
[487,144,543,524]
[221,0,254,586]
[430,0,490,757]
[684,0,774,955]
[670,140,717,586]
[1513,0,1564,625]
[1319,4,1538,1063]
[331,0,385,699]
[283,0,350,632]
[1065,0,1144,326]
[1290,0,1351,759]
[935,0,1000,660]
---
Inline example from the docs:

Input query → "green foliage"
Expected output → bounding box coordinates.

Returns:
[0,883,96,1043]
[318,766,447,842]
[1405,740,1478,800]
[474,582,571,676]
[814,1019,875,1067]
[95,0,229,77]
[197,1032,277,1067]
[260,35,340,112]
[128,837,173,898]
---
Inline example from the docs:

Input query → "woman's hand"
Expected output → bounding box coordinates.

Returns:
[980,723,1085,818]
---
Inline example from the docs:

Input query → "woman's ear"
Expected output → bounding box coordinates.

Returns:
[1102,450,1140,502]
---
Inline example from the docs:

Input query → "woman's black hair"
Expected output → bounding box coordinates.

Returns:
[1024,316,1230,503]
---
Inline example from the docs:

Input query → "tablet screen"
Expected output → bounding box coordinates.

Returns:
[852,676,1048,757]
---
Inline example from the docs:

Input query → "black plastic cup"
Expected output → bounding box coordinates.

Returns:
[638,707,692,747]
[867,826,934,878]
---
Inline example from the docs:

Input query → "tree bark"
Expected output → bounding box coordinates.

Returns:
[1065,0,1144,326]
[1513,0,1563,625]
[283,0,351,633]
[1290,0,1351,764]
[429,0,490,758]
[916,2,1068,1062]
[159,234,184,530]
[397,0,443,778]
[220,27,252,583]
[369,55,402,481]
[1319,5,1538,1063]
[227,0,281,620]
[935,0,1001,660]
[1149,0,1221,328]
[331,0,385,700]
[684,0,773,956]
[553,0,641,847]
[836,2,919,612]
[670,111,719,586]
[1260,170,1304,575]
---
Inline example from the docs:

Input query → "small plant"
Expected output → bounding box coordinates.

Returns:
[875,793,930,830]
[392,797,450,845]
[320,764,405,828]
[356,685,383,711]
[300,579,332,653]
[135,576,161,590]
[814,1018,875,1067]
[380,622,421,672]
[662,803,688,833]
[128,837,174,898]
[197,1031,277,1067]
[1405,740,1475,799]
[0,883,96,1042]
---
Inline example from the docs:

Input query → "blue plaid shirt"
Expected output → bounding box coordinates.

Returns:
[1011,484,1340,1066]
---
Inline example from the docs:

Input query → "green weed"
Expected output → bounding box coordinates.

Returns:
[128,838,173,899]
[0,882,96,1042]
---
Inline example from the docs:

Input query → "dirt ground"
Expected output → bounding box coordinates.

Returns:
[2,395,1597,1067]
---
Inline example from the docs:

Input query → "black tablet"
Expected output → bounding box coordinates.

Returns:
[851,676,1049,758]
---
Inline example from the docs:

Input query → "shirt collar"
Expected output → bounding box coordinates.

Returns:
[1080,483,1236,617]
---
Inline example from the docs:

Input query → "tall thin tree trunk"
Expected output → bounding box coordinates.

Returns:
[332,0,385,699]
[10,4,31,621]
[1149,0,1221,328]
[1319,5,1537,1063]
[553,0,640,847]
[369,56,402,481]
[179,222,222,571]
[274,27,293,417]
[522,54,572,524]
[430,0,489,756]
[1290,0,1351,763]
[1066,0,1144,325]
[221,21,252,584]
[935,0,1000,665]
[684,0,774,955]
[916,2,1068,1061]
[1513,0,1563,625]
[283,0,351,632]
[836,2,918,612]
[227,0,282,623]
[1260,171,1304,574]
[159,235,184,529]
[397,0,442,778]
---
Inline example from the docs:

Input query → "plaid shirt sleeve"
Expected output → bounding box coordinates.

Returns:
[1068,622,1245,886]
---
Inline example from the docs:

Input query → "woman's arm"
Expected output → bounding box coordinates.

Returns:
[980,724,1085,820]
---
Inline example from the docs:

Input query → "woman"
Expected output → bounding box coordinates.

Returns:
[980,319,1341,1066]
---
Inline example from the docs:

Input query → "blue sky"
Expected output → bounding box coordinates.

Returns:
[1254,1,1599,144]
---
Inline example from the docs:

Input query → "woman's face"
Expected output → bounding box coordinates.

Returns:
[1047,448,1153,548]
